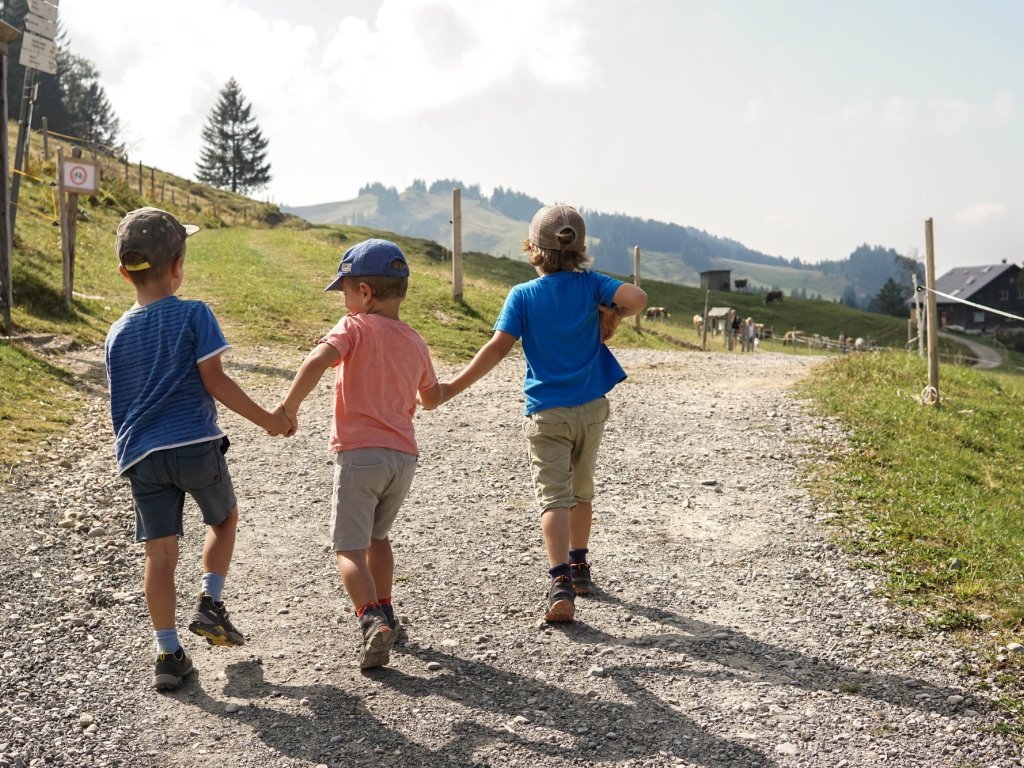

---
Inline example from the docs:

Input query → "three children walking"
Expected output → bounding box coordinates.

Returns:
[105,204,645,689]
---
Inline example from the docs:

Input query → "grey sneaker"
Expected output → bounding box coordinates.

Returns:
[380,603,403,648]
[544,575,576,622]
[154,647,194,691]
[570,561,592,596]
[188,593,244,647]
[357,607,393,669]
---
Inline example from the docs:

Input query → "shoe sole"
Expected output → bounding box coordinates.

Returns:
[573,583,592,596]
[544,599,575,622]
[358,627,393,669]
[154,663,194,691]
[188,620,244,647]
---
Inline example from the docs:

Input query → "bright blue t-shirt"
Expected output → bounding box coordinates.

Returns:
[105,296,229,474]
[494,270,626,415]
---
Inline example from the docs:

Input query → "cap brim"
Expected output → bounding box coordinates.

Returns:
[183,224,200,236]
[324,275,344,292]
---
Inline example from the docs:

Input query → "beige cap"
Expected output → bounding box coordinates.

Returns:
[528,204,586,252]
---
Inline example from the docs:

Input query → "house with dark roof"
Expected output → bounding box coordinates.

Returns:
[926,262,1023,331]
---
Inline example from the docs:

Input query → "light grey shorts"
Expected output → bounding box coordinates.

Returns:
[522,397,610,512]
[331,447,417,552]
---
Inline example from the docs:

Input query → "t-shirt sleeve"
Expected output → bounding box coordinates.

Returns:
[192,302,230,363]
[320,316,355,367]
[419,346,439,392]
[493,287,523,339]
[592,271,624,306]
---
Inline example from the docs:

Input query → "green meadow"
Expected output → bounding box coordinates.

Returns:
[2,144,1022,712]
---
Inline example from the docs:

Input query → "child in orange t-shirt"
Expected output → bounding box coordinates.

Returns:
[280,239,442,668]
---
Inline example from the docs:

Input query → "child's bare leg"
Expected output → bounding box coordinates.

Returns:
[335,549,376,609]
[569,501,593,550]
[367,536,393,599]
[202,506,238,578]
[144,536,179,630]
[540,507,571,565]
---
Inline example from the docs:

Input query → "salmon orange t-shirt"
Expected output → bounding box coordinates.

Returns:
[319,313,438,456]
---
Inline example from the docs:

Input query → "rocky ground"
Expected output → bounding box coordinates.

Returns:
[1,345,1021,768]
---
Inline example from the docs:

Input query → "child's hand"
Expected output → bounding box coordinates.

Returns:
[599,305,623,342]
[268,404,297,437]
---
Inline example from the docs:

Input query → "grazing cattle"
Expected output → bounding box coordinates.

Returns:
[854,337,865,352]
[764,290,784,305]
[781,330,806,346]
[645,306,669,321]
[692,313,703,329]
[734,278,748,289]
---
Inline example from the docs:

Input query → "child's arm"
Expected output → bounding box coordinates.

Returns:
[417,382,443,411]
[279,343,341,426]
[438,330,516,404]
[600,284,648,341]
[198,353,292,435]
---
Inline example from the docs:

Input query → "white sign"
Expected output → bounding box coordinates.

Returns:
[26,0,58,24]
[19,43,57,75]
[62,160,99,194]
[25,13,57,39]
[22,30,57,56]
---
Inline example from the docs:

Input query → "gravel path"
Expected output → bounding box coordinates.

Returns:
[1,345,1021,768]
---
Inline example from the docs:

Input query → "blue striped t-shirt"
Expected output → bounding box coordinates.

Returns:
[104,296,229,474]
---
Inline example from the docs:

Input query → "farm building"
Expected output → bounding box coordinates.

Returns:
[700,269,731,292]
[706,306,734,336]
[925,263,1024,331]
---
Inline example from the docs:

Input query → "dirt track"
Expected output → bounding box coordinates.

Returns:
[1,345,1021,768]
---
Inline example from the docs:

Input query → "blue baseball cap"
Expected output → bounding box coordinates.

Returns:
[324,238,410,291]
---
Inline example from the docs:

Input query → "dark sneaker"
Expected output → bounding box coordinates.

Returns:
[571,561,592,596]
[154,647,194,691]
[357,607,393,669]
[380,603,403,648]
[545,575,576,622]
[188,593,244,647]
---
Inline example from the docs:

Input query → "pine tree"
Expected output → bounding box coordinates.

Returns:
[195,78,271,193]
[60,54,120,150]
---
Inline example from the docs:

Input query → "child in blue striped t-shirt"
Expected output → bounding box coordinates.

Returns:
[104,207,293,691]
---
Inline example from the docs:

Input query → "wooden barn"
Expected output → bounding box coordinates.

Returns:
[928,263,1024,331]
[700,269,732,292]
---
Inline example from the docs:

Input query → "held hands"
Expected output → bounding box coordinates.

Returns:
[267,403,298,437]
[599,304,623,342]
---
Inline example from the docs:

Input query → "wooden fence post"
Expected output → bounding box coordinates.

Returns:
[701,290,710,350]
[924,218,940,405]
[41,116,48,161]
[633,246,641,331]
[452,188,463,301]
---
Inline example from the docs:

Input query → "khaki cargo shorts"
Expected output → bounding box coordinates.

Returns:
[522,396,610,512]
[331,447,417,552]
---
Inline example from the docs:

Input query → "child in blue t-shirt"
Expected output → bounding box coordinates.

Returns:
[105,207,293,691]
[434,204,647,622]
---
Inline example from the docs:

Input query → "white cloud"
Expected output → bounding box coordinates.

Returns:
[879,96,918,132]
[955,202,1007,224]
[931,98,975,136]
[991,91,1015,123]
[321,0,591,119]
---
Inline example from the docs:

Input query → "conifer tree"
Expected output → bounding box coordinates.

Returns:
[195,78,271,193]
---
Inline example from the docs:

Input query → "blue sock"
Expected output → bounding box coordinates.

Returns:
[548,563,571,580]
[569,548,589,564]
[155,628,180,655]
[201,572,225,603]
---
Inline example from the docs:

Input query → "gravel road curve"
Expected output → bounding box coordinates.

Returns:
[1,345,1020,768]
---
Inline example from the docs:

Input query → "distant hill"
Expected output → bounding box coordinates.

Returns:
[283,180,922,305]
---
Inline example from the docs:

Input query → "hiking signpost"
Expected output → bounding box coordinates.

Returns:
[57,146,97,306]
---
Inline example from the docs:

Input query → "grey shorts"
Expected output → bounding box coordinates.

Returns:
[522,397,610,511]
[126,437,236,542]
[331,447,417,552]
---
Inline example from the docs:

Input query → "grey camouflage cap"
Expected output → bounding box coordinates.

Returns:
[528,204,586,252]
[116,207,199,272]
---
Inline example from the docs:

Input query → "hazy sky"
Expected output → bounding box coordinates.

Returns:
[59,1,1022,274]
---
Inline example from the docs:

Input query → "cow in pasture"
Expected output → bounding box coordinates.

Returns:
[692,314,703,330]
[734,278,748,289]
[764,290,784,305]
[645,307,669,321]
[781,330,806,346]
